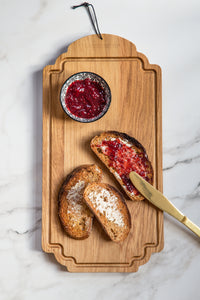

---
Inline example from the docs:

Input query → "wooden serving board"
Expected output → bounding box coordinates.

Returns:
[42,34,163,272]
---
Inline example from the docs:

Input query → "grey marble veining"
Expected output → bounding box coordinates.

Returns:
[0,0,200,299]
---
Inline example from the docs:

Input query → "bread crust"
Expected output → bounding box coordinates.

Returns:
[83,182,131,242]
[90,131,153,201]
[58,164,103,239]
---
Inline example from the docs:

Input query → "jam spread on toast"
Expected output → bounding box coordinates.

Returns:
[65,78,107,119]
[99,138,150,195]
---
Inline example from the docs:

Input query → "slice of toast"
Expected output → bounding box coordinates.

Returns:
[90,131,153,201]
[58,164,103,239]
[83,183,131,242]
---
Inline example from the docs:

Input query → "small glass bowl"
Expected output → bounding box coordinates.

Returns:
[60,72,111,123]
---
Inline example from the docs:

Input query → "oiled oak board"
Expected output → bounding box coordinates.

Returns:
[42,34,163,272]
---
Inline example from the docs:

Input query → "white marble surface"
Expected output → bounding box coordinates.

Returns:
[1,0,200,299]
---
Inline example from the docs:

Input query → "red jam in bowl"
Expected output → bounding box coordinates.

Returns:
[65,78,107,119]
[99,138,150,195]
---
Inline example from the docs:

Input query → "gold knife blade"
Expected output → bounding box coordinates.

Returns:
[129,171,200,238]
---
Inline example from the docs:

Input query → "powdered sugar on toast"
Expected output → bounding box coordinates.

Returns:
[87,188,125,227]
[67,180,86,214]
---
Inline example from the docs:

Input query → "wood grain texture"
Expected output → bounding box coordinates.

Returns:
[42,34,163,272]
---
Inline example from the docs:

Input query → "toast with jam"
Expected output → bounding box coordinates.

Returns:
[90,131,153,201]
[58,164,103,239]
[83,183,131,242]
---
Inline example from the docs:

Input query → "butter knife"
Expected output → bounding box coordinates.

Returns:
[129,171,200,238]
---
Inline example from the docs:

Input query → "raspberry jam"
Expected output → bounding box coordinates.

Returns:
[65,78,107,119]
[99,138,150,195]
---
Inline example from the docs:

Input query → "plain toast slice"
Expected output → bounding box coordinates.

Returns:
[58,164,103,239]
[90,131,153,201]
[83,183,131,242]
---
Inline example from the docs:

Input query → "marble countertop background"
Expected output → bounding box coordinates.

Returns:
[1,0,200,299]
